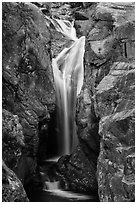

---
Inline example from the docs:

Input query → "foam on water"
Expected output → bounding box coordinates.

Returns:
[43,189,91,200]
[45,156,60,162]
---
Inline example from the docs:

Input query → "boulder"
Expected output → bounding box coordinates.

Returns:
[56,145,98,195]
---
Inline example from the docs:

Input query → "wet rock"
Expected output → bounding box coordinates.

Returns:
[56,146,98,195]
[2,161,29,202]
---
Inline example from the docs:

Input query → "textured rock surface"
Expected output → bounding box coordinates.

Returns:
[2,161,29,202]
[2,109,24,171]
[96,62,135,202]
[2,2,55,201]
[2,109,28,201]
[55,146,98,194]
[83,3,135,202]
[71,2,135,202]
[2,2,55,158]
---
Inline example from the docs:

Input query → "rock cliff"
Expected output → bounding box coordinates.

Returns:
[77,2,135,201]
[2,2,55,201]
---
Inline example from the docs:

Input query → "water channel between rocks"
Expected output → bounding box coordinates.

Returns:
[28,17,99,202]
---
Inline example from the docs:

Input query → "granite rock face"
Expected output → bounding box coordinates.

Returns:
[3,2,55,158]
[93,3,135,202]
[2,2,55,201]
[96,62,135,202]
[80,2,135,202]
[72,2,135,201]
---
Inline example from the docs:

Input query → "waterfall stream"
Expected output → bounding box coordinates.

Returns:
[52,19,85,156]
[42,17,85,192]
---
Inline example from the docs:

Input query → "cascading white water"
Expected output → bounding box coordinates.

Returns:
[52,19,85,156]
[41,16,86,195]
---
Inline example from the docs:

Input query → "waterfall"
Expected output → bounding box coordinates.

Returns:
[51,18,85,156]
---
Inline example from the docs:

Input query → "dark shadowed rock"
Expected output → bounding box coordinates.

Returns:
[2,1,55,200]
[76,88,100,165]
[2,0,55,166]
[2,161,29,202]
[74,11,89,21]
[56,146,98,195]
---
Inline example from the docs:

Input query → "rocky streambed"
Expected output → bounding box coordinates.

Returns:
[2,2,135,202]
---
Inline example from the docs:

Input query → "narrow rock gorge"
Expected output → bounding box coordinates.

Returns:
[2,2,135,202]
